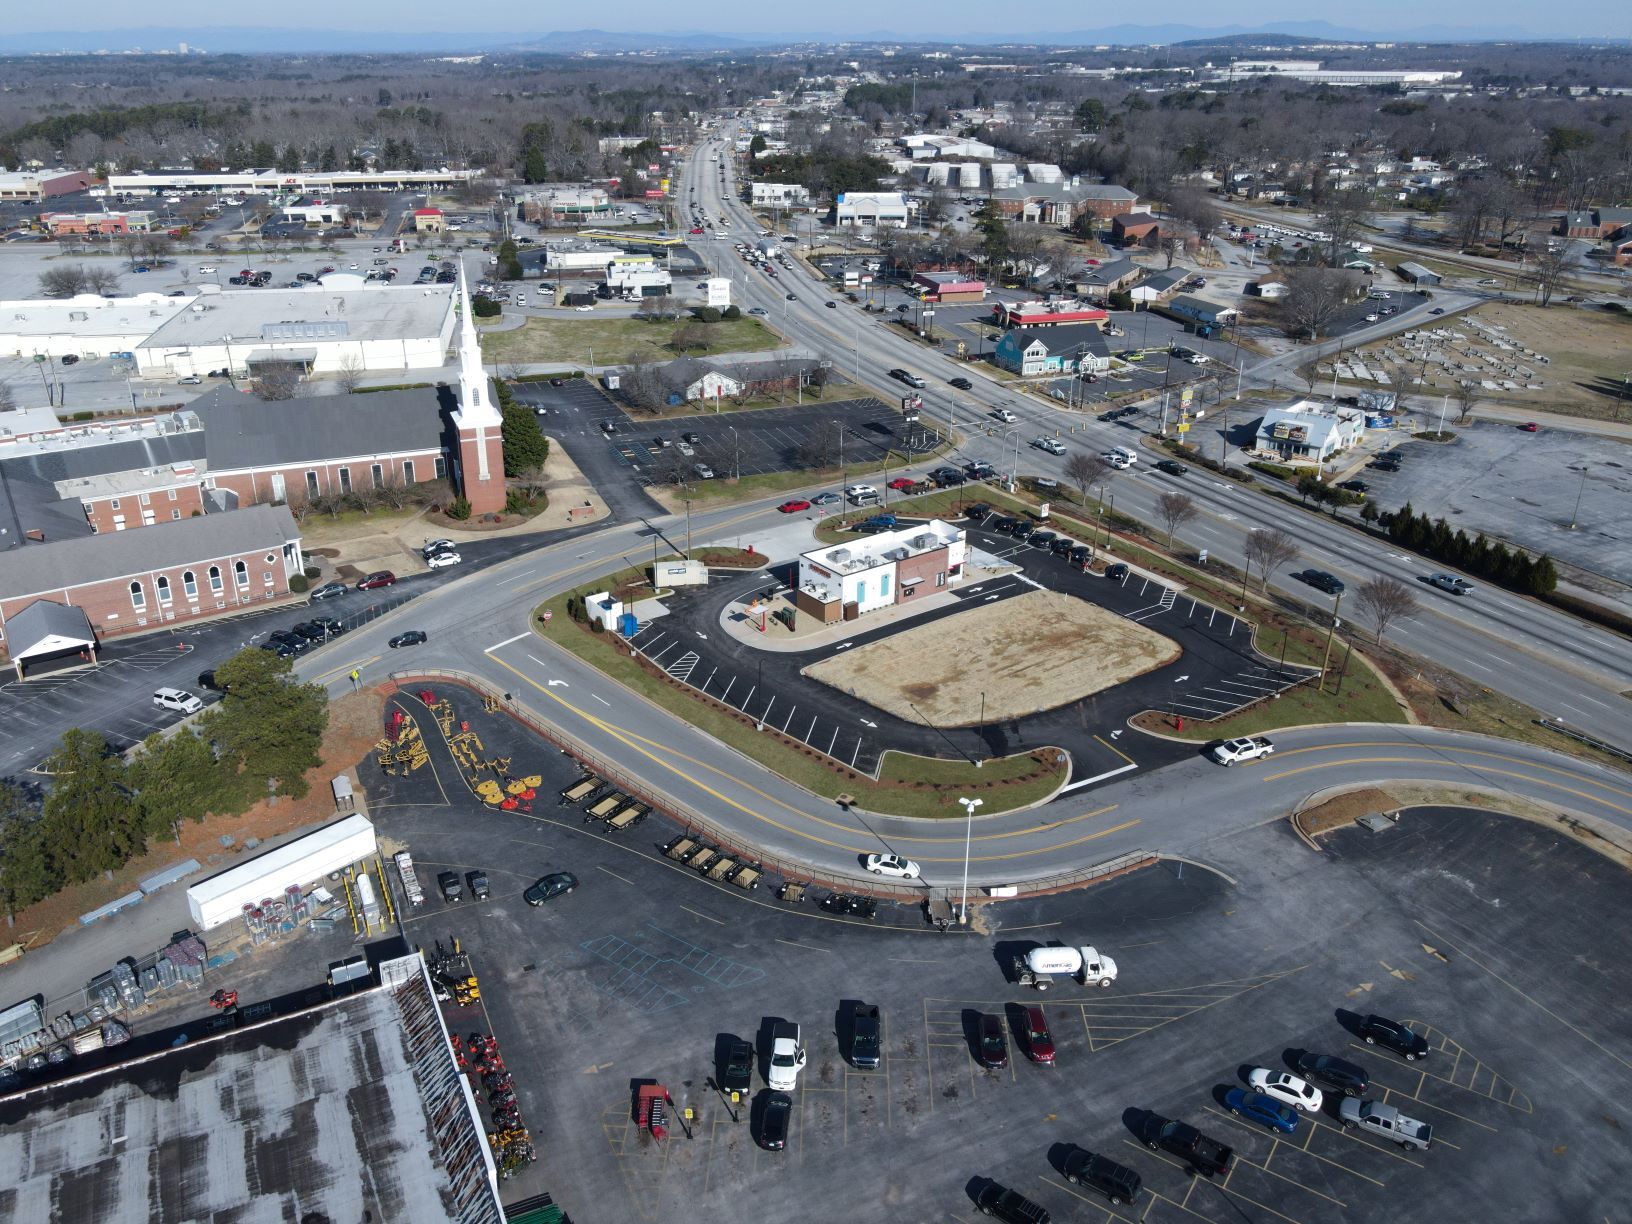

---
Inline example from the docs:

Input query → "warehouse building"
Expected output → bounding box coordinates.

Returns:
[834,191,911,229]
[0,168,97,202]
[106,168,479,194]
[0,948,504,1223]
[1395,261,1442,286]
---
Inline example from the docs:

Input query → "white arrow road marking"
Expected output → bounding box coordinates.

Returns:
[860,718,878,728]
[547,679,569,688]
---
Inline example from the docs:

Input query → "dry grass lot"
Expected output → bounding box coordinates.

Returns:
[802,590,1178,727]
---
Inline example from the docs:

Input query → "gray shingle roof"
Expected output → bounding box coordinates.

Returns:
[4,599,94,657]
[0,504,299,599]
[192,384,455,472]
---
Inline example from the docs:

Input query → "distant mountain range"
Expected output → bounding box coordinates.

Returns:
[0,21,1612,56]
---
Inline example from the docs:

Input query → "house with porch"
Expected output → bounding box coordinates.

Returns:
[994,325,1111,377]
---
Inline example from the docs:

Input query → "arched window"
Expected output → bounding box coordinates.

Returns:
[129,581,145,611]
[234,560,248,588]
[182,570,197,599]
[208,565,223,593]
[156,575,172,604]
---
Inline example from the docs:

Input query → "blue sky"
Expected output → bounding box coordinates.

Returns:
[4,3,1625,38]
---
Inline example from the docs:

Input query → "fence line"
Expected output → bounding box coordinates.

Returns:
[387,667,1153,901]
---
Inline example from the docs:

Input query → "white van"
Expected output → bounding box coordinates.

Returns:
[1103,447,1138,469]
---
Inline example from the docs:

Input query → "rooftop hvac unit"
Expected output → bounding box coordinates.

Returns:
[911,535,935,549]
[829,548,851,564]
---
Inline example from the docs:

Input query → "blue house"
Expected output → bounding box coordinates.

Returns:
[994,325,1111,377]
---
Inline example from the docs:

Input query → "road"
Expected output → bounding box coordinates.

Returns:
[680,130,1632,745]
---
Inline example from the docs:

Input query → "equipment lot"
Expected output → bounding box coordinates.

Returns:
[363,737,1632,1224]
[1353,420,1632,585]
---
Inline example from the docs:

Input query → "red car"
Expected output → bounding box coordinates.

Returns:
[887,477,916,491]
[1519,422,1540,432]
[689,227,704,234]
[356,570,397,590]
[778,499,811,514]
[1020,1005,1056,1065]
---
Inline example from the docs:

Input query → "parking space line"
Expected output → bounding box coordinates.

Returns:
[1201,1104,1376,1191]
[595,865,634,886]
[774,938,829,953]
[678,905,724,925]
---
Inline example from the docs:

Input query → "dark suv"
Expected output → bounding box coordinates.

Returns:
[1062,1149,1141,1205]
[973,1183,1050,1224]
[1360,1014,1430,1061]
[1296,1052,1369,1097]
[1301,569,1345,595]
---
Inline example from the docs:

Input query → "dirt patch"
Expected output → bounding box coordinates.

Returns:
[1297,787,1400,837]
[802,590,1179,727]
[4,689,386,955]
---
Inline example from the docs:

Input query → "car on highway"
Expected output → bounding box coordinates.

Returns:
[1225,1088,1300,1135]
[767,1022,807,1090]
[992,408,1017,423]
[1247,1068,1323,1112]
[864,853,920,879]
[778,499,811,514]
[1031,436,1066,455]
[1154,459,1188,476]
[356,571,396,590]
[748,306,767,316]
[784,292,796,301]
[308,581,348,602]
[1519,421,1539,432]
[388,631,428,649]
[825,300,838,309]
[153,687,204,715]
[1019,1005,1055,1065]
[523,872,578,906]
[1296,1052,1369,1097]
[1429,307,1445,315]
[949,376,973,390]
[757,1091,792,1151]
[1429,573,1474,596]
[811,492,840,505]
[1360,1014,1431,1060]
[425,550,462,569]
[977,1013,1009,1068]
[1299,569,1345,595]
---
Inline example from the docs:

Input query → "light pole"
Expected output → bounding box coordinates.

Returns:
[1319,590,1343,690]
[729,424,739,481]
[1568,464,1588,530]
[957,796,982,924]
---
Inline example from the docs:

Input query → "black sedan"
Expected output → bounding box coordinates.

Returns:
[757,1091,793,1150]
[388,630,428,649]
[1300,569,1346,595]
[977,1012,1009,1068]
[1154,459,1188,476]
[523,872,578,906]
[1336,479,1369,495]
[949,376,973,390]
[1295,1052,1369,1097]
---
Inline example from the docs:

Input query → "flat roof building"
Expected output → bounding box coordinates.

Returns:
[795,519,967,624]
[0,952,504,1223]
[834,191,911,229]
[0,168,97,202]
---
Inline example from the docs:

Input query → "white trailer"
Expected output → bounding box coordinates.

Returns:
[185,814,377,929]
[393,850,426,908]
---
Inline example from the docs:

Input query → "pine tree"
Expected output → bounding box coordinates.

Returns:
[1530,553,1559,595]
[41,730,140,884]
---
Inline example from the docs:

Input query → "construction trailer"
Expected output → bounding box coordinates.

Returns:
[185,814,378,930]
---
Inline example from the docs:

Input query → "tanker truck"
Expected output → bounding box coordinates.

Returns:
[1012,945,1118,991]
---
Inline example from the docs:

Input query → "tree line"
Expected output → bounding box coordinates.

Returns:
[1383,502,1558,595]
[0,648,329,919]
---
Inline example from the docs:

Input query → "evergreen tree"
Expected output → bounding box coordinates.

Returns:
[1448,529,1471,567]
[202,648,329,803]
[498,385,549,476]
[1484,541,1512,582]
[249,140,276,167]
[522,148,548,184]
[0,783,54,916]
[1387,502,1413,542]
[1530,553,1559,595]
[130,729,232,841]
[41,730,140,884]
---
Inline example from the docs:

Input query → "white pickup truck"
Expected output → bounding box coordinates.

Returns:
[1339,1099,1432,1151]
[1210,736,1275,766]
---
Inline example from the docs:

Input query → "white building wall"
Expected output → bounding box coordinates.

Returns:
[842,564,895,614]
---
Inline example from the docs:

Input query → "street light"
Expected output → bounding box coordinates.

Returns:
[957,796,983,924]
[728,424,740,481]
[1568,464,1588,530]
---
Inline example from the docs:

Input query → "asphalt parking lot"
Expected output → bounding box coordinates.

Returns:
[1350,419,1632,586]
[621,510,1313,785]
[361,713,1632,1224]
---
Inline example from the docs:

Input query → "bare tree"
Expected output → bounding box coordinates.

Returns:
[619,362,667,413]
[334,354,365,394]
[0,380,14,412]
[1452,379,1479,425]
[1279,265,1350,341]
[38,265,89,297]
[1354,576,1419,645]
[1156,492,1198,546]
[794,431,840,471]
[1245,528,1300,593]
[84,267,123,296]
[251,362,306,401]
[670,322,711,355]
[1530,245,1574,308]
[1064,450,1112,503]
[1158,231,1187,270]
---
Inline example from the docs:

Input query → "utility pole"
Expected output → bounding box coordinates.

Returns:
[1319,590,1343,690]
[957,796,982,924]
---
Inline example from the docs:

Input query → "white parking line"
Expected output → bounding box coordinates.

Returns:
[485,632,529,652]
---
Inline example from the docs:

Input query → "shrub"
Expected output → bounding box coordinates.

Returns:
[70,410,96,421]
[694,305,722,323]
[472,295,502,318]
[721,305,741,320]
[445,496,471,521]
[302,565,321,579]
[289,574,309,593]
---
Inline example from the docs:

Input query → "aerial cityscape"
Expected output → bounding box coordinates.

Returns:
[0,15,1629,1223]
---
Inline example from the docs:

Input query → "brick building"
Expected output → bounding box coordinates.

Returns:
[794,520,967,624]
[1111,212,1161,248]
[0,169,97,202]
[0,504,303,653]
[40,211,153,236]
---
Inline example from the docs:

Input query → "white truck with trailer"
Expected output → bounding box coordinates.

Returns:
[1013,945,1118,991]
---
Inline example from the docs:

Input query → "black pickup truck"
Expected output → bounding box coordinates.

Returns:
[1135,1113,1233,1177]
[848,1003,881,1069]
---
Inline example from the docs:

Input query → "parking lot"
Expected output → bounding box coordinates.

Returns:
[358,716,1632,1224]
[619,509,1314,786]
[1349,419,1632,585]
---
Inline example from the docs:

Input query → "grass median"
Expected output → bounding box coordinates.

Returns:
[478,314,784,365]
[534,591,1067,818]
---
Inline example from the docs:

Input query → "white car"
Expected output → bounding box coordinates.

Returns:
[574,304,593,312]
[1248,1068,1324,1113]
[992,408,1017,423]
[844,484,879,500]
[1031,437,1066,455]
[767,1022,806,1090]
[426,551,462,568]
[153,687,204,714]
[198,265,216,273]
[864,853,921,880]
[1210,736,1275,766]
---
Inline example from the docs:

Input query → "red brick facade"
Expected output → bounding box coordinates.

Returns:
[211,450,446,509]
[0,544,293,646]
[893,545,951,604]
[82,483,208,533]
[457,428,506,515]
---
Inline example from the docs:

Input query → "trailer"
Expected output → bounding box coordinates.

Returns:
[584,791,627,822]
[606,802,649,832]
[663,835,699,862]
[392,850,426,908]
[559,774,602,805]
[706,855,738,882]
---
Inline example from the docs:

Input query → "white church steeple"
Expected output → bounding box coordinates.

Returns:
[453,263,501,429]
